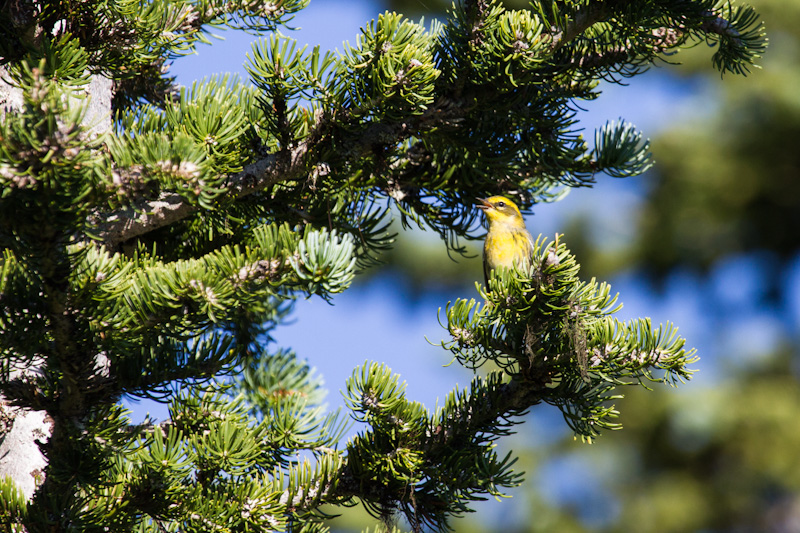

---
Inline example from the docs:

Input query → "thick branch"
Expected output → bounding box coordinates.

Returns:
[96,144,302,248]
[95,103,453,248]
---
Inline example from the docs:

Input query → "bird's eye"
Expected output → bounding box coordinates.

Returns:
[497,201,506,207]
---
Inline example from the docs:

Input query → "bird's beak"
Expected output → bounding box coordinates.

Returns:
[477,198,492,211]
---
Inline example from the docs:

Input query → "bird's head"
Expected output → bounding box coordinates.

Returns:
[477,196,525,229]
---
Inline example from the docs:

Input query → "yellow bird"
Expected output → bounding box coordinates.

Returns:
[477,196,534,286]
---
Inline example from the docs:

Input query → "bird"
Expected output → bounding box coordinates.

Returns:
[477,196,534,287]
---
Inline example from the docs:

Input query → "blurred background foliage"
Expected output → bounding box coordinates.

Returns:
[336,0,800,531]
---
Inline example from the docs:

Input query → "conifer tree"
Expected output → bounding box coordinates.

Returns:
[0,0,765,531]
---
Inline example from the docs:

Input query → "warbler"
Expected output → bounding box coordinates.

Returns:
[477,196,534,286]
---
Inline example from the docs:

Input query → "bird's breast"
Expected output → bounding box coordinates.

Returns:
[484,230,531,270]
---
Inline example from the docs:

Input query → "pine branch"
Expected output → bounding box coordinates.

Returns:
[324,371,609,529]
[91,1,730,250]
[94,100,460,249]
[95,132,313,248]
[320,236,697,529]
[86,1,764,252]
